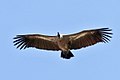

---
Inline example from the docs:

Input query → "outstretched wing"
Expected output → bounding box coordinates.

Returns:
[64,28,112,49]
[13,34,60,50]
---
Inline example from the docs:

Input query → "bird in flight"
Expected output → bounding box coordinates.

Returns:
[13,28,112,59]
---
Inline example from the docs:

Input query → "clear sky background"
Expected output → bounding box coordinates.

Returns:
[0,0,120,80]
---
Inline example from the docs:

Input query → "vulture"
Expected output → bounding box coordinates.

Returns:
[13,28,112,59]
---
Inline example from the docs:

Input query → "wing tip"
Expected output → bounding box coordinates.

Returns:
[99,28,112,31]
[100,28,113,43]
[13,35,27,50]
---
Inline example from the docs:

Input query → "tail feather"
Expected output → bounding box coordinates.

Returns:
[61,51,74,59]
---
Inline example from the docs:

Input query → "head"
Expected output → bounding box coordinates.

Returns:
[57,32,63,38]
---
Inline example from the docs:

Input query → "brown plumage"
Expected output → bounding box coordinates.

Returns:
[13,28,112,59]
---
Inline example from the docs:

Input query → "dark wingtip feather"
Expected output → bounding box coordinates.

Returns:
[13,35,27,50]
[100,28,113,43]
[13,35,23,39]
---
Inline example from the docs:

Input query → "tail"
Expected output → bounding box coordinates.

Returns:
[61,51,74,59]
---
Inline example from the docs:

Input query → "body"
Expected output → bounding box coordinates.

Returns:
[56,34,74,59]
[13,28,112,59]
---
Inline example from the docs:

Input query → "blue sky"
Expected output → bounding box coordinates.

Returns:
[0,0,120,80]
